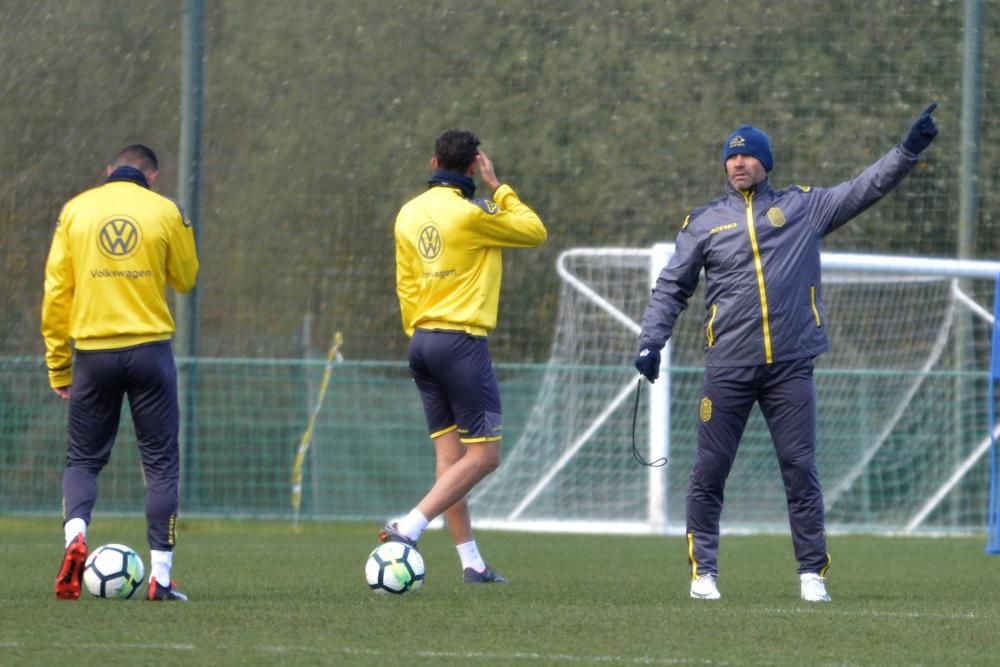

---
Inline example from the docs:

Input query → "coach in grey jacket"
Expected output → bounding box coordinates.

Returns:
[634,104,939,603]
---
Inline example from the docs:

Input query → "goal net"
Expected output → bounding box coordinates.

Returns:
[471,245,1000,536]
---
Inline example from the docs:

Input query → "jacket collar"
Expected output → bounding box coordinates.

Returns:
[726,178,772,203]
[428,170,475,199]
[106,165,151,189]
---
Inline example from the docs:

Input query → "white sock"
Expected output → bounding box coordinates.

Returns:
[396,509,429,541]
[150,549,173,586]
[64,518,87,547]
[456,540,486,572]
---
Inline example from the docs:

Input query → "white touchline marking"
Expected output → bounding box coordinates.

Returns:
[760,607,977,619]
[340,646,729,665]
[78,642,196,650]
[265,645,728,665]
[7,642,729,665]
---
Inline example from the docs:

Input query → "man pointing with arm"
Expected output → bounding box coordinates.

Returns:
[635,104,938,602]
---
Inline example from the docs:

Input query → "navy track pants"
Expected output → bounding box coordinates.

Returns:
[686,356,830,577]
[63,340,180,551]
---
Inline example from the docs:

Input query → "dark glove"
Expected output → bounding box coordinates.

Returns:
[901,102,938,154]
[634,346,661,383]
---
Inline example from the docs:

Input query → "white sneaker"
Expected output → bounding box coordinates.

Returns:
[800,573,831,602]
[690,574,721,600]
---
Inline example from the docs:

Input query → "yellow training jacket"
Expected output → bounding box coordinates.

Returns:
[41,176,199,388]
[395,183,546,337]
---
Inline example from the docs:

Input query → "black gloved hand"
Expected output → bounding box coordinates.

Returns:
[634,346,661,383]
[901,102,939,154]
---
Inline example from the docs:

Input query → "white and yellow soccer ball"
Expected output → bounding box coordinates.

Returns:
[365,542,424,595]
[83,543,145,599]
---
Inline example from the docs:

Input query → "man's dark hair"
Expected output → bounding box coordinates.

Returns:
[114,144,159,173]
[434,129,480,172]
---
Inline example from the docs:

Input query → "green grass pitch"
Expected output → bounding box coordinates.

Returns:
[1,516,998,666]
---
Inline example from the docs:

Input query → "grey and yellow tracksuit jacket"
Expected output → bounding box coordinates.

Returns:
[639,144,920,365]
[639,143,922,579]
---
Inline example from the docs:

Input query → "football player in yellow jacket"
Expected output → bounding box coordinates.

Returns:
[381,129,546,582]
[42,144,198,601]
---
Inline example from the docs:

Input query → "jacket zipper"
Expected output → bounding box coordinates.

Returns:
[742,190,773,363]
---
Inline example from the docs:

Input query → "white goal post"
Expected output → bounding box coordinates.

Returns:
[471,245,1000,536]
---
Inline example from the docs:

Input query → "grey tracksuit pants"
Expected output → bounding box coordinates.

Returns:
[686,356,831,577]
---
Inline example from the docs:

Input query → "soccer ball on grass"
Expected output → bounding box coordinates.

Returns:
[365,542,424,594]
[83,543,144,599]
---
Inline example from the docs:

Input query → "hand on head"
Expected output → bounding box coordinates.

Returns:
[476,150,500,192]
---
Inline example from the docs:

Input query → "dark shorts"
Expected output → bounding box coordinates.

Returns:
[408,329,502,443]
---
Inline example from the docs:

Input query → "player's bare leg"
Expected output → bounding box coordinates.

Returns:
[424,431,506,583]
[417,439,498,521]
[434,430,475,544]
[379,432,506,581]
[379,433,499,546]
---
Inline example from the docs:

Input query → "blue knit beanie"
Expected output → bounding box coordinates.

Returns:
[722,125,773,172]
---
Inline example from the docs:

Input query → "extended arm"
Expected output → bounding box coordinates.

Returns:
[812,103,939,234]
